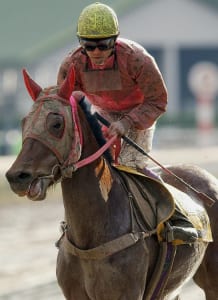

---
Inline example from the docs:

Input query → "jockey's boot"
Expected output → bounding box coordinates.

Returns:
[163,209,198,243]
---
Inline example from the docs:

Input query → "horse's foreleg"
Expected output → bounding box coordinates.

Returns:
[56,249,91,300]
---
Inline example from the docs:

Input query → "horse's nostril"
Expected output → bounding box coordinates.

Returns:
[18,172,31,180]
[6,170,32,184]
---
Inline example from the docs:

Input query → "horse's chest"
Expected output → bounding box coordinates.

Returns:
[58,240,149,299]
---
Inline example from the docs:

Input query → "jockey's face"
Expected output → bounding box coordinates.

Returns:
[86,48,113,65]
[80,38,115,65]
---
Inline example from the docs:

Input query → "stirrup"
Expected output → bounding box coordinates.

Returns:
[161,222,198,244]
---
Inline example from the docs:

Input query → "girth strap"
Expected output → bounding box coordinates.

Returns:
[61,230,156,260]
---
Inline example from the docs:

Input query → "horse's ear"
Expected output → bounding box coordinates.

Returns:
[22,69,42,101]
[58,64,75,100]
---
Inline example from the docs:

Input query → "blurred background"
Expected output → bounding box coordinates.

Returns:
[0,0,218,154]
[0,0,218,299]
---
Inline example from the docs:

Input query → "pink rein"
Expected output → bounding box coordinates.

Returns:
[67,96,117,172]
[75,135,117,169]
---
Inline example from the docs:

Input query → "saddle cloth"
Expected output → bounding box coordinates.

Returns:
[114,165,212,244]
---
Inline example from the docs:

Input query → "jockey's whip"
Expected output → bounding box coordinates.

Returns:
[95,113,215,207]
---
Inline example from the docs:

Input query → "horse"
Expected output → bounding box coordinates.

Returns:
[5,65,218,300]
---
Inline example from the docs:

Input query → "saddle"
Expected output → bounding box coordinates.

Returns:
[114,164,212,245]
[114,165,213,299]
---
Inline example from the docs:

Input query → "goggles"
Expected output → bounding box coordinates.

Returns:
[80,38,115,52]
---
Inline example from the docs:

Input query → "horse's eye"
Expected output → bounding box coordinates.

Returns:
[47,113,65,138]
[53,122,62,129]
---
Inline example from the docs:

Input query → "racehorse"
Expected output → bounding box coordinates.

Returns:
[6,65,218,300]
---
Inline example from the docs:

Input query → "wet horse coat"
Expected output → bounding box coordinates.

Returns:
[6,66,218,299]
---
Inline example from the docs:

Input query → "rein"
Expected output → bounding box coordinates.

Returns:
[38,136,117,180]
[61,136,117,176]
[60,96,117,177]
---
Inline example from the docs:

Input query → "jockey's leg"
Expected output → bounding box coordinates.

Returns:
[117,126,154,168]
[117,126,163,181]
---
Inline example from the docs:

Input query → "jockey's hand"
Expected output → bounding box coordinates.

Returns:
[72,91,85,102]
[108,117,132,137]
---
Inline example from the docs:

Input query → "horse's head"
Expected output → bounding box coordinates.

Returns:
[6,65,83,201]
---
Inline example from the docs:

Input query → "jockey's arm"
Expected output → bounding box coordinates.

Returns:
[126,52,168,130]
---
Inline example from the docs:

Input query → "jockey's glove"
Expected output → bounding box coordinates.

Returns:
[108,116,132,137]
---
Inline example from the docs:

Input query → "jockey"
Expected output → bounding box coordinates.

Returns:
[57,2,167,173]
[57,2,198,243]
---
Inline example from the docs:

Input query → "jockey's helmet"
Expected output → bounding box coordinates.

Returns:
[77,2,119,39]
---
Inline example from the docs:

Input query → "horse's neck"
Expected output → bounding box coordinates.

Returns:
[61,158,131,249]
[61,158,112,244]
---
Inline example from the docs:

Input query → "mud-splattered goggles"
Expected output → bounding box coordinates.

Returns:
[80,38,115,52]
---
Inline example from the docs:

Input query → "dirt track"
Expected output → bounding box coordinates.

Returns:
[2,145,217,299]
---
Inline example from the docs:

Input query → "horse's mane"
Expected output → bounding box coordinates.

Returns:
[79,98,113,163]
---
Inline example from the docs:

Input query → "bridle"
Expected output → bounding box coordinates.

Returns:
[23,94,116,182]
